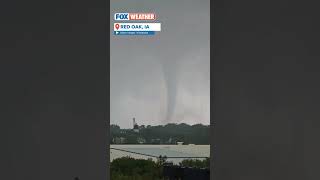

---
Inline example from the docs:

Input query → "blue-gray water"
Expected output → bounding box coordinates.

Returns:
[110,145,210,164]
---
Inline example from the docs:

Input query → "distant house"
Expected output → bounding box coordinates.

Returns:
[177,142,184,145]
[137,137,146,144]
[114,137,126,144]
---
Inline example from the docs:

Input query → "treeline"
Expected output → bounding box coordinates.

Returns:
[111,157,163,180]
[110,123,210,145]
[111,156,209,180]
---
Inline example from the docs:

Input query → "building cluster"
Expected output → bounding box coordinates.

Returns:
[112,137,181,145]
[113,137,126,144]
[111,118,185,145]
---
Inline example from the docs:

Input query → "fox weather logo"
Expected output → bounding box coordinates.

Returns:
[114,13,156,21]
[113,12,160,36]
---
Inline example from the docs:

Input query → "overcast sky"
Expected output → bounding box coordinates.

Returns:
[110,0,210,129]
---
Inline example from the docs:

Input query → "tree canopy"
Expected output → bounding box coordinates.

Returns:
[110,123,210,144]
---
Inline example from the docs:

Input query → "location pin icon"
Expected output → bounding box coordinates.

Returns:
[115,24,120,30]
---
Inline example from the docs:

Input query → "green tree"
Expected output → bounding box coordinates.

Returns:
[179,158,210,168]
[110,157,164,180]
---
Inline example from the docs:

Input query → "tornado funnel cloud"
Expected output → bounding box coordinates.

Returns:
[161,60,178,124]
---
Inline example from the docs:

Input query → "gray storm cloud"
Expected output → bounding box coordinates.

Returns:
[110,0,210,128]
